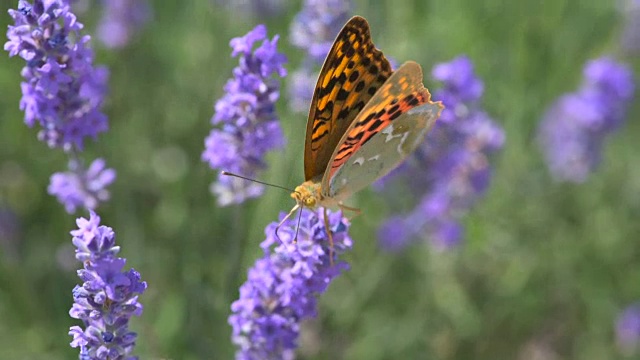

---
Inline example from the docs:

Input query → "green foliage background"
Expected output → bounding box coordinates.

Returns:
[0,0,639,359]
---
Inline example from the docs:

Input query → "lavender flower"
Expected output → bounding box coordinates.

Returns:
[202,24,287,206]
[5,0,109,150]
[229,208,352,359]
[377,56,505,251]
[68,211,147,359]
[288,0,352,112]
[48,157,116,214]
[617,303,640,354]
[538,57,635,183]
[96,0,151,49]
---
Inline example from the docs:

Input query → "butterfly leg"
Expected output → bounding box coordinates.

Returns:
[275,204,300,244]
[338,202,362,220]
[323,207,335,266]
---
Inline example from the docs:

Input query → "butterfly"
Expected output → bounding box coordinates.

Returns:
[279,16,443,255]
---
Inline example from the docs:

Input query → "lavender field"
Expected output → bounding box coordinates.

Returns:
[0,0,639,359]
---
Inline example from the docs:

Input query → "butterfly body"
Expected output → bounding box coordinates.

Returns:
[291,179,343,212]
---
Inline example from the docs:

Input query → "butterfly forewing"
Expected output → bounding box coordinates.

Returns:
[322,61,443,199]
[304,16,393,181]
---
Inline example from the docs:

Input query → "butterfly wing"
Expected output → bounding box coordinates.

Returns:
[322,61,443,200]
[304,16,393,181]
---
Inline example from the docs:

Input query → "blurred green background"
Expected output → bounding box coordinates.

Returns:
[1,0,639,359]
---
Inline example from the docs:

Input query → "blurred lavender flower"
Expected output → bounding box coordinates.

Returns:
[48,157,116,214]
[288,0,352,112]
[214,0,286,18]
[287,62,317,113]
[377,56,505,251]
[5,0,109,150]
[96,0,151,49]
[290,0,352,64]
[617,303,640,354]
[0,207,21,263]
[538,57,635,183]
[229,208,352,359]
[620,0,640,55]
[69,211,146,359]
[202,24,287,206]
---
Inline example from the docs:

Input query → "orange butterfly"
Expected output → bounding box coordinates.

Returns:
[279,16,443,255]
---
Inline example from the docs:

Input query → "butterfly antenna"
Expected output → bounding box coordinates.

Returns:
[220,171,296,193]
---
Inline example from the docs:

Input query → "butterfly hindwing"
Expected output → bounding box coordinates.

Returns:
[304,16,393,181]
[322,61,443,199]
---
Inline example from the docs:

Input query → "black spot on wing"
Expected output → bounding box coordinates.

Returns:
[337,107,350,120]
[349,71,360,83]
[389,110,402,120]
[387,104,400,115]
[369,118,384,132]
[408,97,420,106]
[336,88,349,101]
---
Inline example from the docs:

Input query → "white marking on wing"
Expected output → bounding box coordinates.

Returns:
[368,154,380,161]
[396,131,410,154]
[407,103,435,115]
[382,125,400,142]
[381,124,410,154]
[352,157,364,165]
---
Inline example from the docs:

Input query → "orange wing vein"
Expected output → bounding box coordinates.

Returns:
[304,16,393,181]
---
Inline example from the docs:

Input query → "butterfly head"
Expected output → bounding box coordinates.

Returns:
[291,181,322,209]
